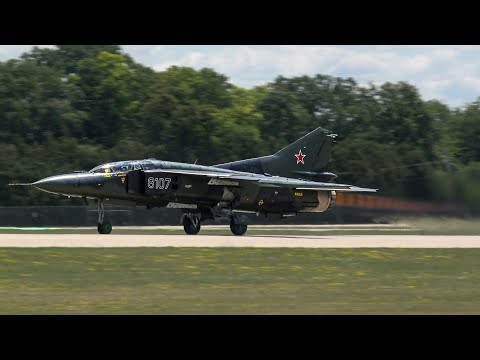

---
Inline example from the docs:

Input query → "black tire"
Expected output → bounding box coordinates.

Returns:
[230,221,247,236]
[97,223,112,234]
[183,217,201,235]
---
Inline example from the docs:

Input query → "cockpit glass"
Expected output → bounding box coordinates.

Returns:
[90,160,151,173]
[90,164,114,173]
[112,162,134,172]
[140,160,155,170]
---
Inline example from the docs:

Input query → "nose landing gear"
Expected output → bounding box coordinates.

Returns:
[97,199,112,234]
[98,222,112,234]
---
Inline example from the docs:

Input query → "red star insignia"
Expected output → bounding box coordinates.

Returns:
[295,149,306,164]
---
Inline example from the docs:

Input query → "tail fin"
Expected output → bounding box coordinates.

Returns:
[215,127,336,179]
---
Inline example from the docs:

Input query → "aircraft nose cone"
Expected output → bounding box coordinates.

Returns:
[33,174,79,195]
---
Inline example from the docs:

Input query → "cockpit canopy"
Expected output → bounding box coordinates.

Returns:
[89,160,155,173]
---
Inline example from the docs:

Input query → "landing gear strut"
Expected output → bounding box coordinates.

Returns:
[97,199,112,234]
[182,214,201,235]
[211,205,248,236]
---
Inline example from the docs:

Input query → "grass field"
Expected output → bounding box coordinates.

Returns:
[1,247,479,314]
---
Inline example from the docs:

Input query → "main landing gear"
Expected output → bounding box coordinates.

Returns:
[182,214,201,235]
[97,199,112,234]
[230,218,247,236]
[181,211,248,236]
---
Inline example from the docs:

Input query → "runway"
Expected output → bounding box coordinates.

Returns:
[1,233,480,248]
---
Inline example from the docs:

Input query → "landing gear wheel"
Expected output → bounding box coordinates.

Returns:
[97,222,112,234]
[183,216,201,235]
[230,220,247,236]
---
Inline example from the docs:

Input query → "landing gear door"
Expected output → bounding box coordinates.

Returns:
[127,170,145,193]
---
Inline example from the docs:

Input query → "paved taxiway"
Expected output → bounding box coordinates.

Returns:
[1,234,480,248]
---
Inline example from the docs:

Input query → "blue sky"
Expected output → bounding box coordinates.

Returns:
[1,45,479,108]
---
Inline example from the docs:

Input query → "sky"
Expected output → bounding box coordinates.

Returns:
[0,45,478,108]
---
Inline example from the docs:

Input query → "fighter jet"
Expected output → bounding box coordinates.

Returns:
[11,127,377,235]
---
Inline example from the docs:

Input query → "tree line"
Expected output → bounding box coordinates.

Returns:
[1,45,479,210]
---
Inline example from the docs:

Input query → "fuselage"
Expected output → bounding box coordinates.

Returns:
[33,159,335,215]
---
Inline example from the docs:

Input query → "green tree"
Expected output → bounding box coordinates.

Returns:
[208,87,266,163]
[157,66,233,108]
[21,45,122,74]
[0,59,88,144]
[74,51,155,146]
[451,100,480,164]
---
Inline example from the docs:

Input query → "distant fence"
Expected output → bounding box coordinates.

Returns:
[0,201,464,227]
[0,205,397,227]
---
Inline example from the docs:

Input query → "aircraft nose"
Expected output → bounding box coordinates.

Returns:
[33,174,79,195]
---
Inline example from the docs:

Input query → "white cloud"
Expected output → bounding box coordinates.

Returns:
[147,46,167,56]
[419,79,453,102]
[329,51,394,74]
[402,55,431,72]
[432,48,458,60]
[461,76,480,90]
[423,79,452,91]
[154,46,344,78]
[146,45,480,107]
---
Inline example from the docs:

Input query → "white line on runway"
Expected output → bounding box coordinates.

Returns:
[1,234,480,248]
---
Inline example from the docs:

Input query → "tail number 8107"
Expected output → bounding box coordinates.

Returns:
[147,177,172,190]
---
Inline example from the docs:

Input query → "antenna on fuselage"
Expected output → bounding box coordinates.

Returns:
[194,158,198,165]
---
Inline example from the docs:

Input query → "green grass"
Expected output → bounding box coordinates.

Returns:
[1,247,480,314]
